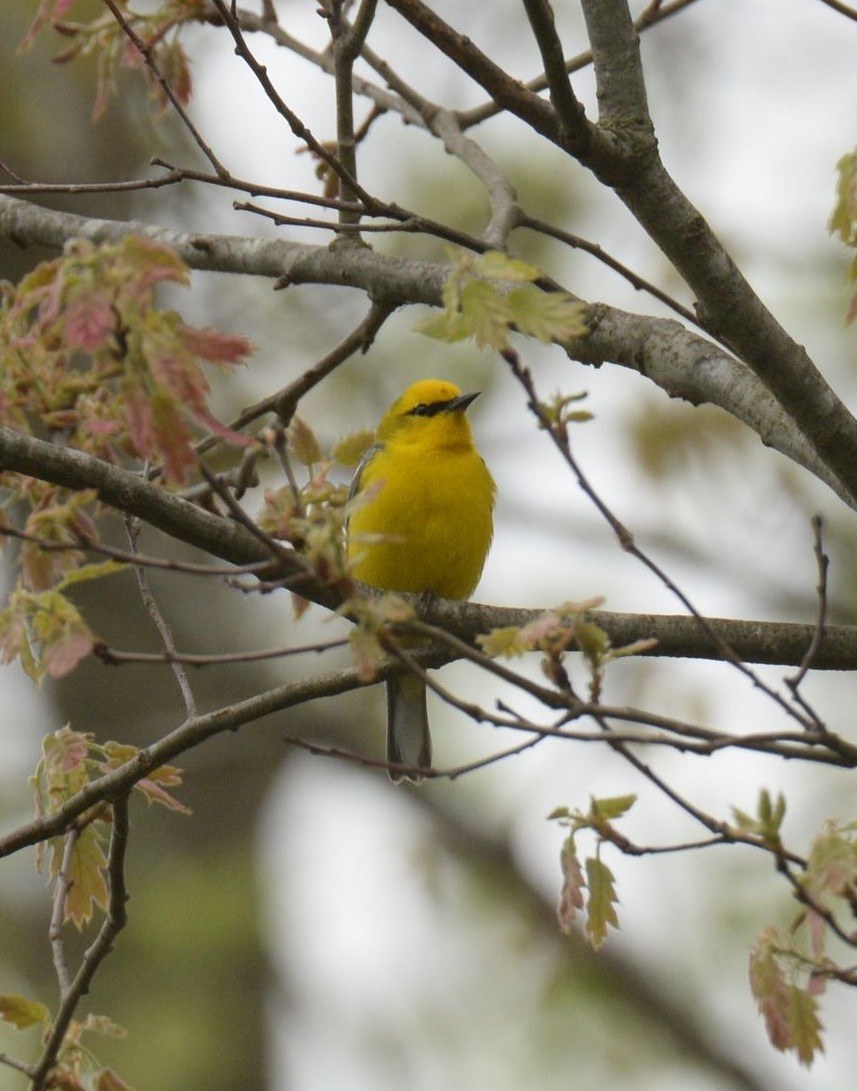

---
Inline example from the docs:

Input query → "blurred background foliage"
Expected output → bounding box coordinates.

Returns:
[3,1,857,1089]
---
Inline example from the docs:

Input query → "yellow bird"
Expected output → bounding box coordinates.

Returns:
[348,379,496,782]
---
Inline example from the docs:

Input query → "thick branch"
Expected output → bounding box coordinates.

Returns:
[579,0,857,504]
[1,429,856,671]
[1,195,847,507]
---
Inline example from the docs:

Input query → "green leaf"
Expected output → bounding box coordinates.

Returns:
[788,987,824,1067]
[0,993,50,1030]
[62,823,109,929]
[56,559,126,591]
[459,278,514,350]
[830,151,857,245]
[288,417,322,468]
[590,794,637,822]
[505,285,588,343]
[476,625,528,658]
[473,251,540,282]
[413,310,471,343]
[584,856,620,950]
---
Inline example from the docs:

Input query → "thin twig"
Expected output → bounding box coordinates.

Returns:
[208,0,373,206]
[456,0,704,129]
[786,515,829,701]
[102,0,230,177]
[126,516,197,718]
[94,635,349,667]
[521,213,699,327]
[48,829,79,995]
[29,797,131,1091]
[503,349,827,736]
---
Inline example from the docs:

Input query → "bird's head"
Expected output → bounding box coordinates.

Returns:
[378,379,480,444]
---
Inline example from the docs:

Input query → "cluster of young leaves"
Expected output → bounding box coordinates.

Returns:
[740,791,857,1066]
[22,0,204,119]
[477,599,656,702]
[0,728,188,1089]
[30,726,190,928]
[549,794,636,950]
[829,149,857,324]
[415,250,588,352]
[1,234,252,484]
[0,1001,133,1091]
[0,235,251,679]
[258,416,427,681]
[257,417,358,610]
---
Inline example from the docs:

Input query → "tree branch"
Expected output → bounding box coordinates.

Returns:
[2,194,849,507]
[2,426,857,671]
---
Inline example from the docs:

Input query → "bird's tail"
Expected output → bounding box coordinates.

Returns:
[386,674,431,783]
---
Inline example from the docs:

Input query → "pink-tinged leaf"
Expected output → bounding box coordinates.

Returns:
[557,835,585,934]
[192,407,254,448]
[181,325,252,364]
[136,774,192,814]
[749,930,792,1051]
[43,725,90,776]
[63,292,115,350]
[805,908,826,960]
[121,236,189,293]
[350,628,384,683]
[150,389,195,484]
[161,39,193,107]
[125,390,156,461]
[44,629,93,679]
[152,349,210,411]
[20,0,73,51]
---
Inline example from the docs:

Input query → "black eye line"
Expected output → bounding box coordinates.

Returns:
[408,399,454,418]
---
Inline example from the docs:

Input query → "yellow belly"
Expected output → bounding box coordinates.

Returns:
[348,442,495,600]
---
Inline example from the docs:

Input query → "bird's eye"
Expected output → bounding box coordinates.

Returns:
[409,402,432,417]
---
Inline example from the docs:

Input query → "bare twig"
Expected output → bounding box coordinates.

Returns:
[126,515,197,717]
[207,0,372,206]
[520,213,699,327]
[503,348,829,737]
[102,0,230,178]
[786,515,830,704]
[48,830,79,996]
[94,635,349,667]
[30,797,131,1091]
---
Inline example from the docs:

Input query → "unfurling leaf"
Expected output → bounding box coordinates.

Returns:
[557,836,586,934]
[0,993,50,1030]
[288,417,322,468]
[332,428,376,470]
[415,248,586,352]
[749,925,826,1066]
[96,1068,137,1091]
[590,794,637,822]
[584,856,620,950]
[101,742,191,815]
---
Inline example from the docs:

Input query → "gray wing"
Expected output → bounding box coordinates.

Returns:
[347,442,384,512]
